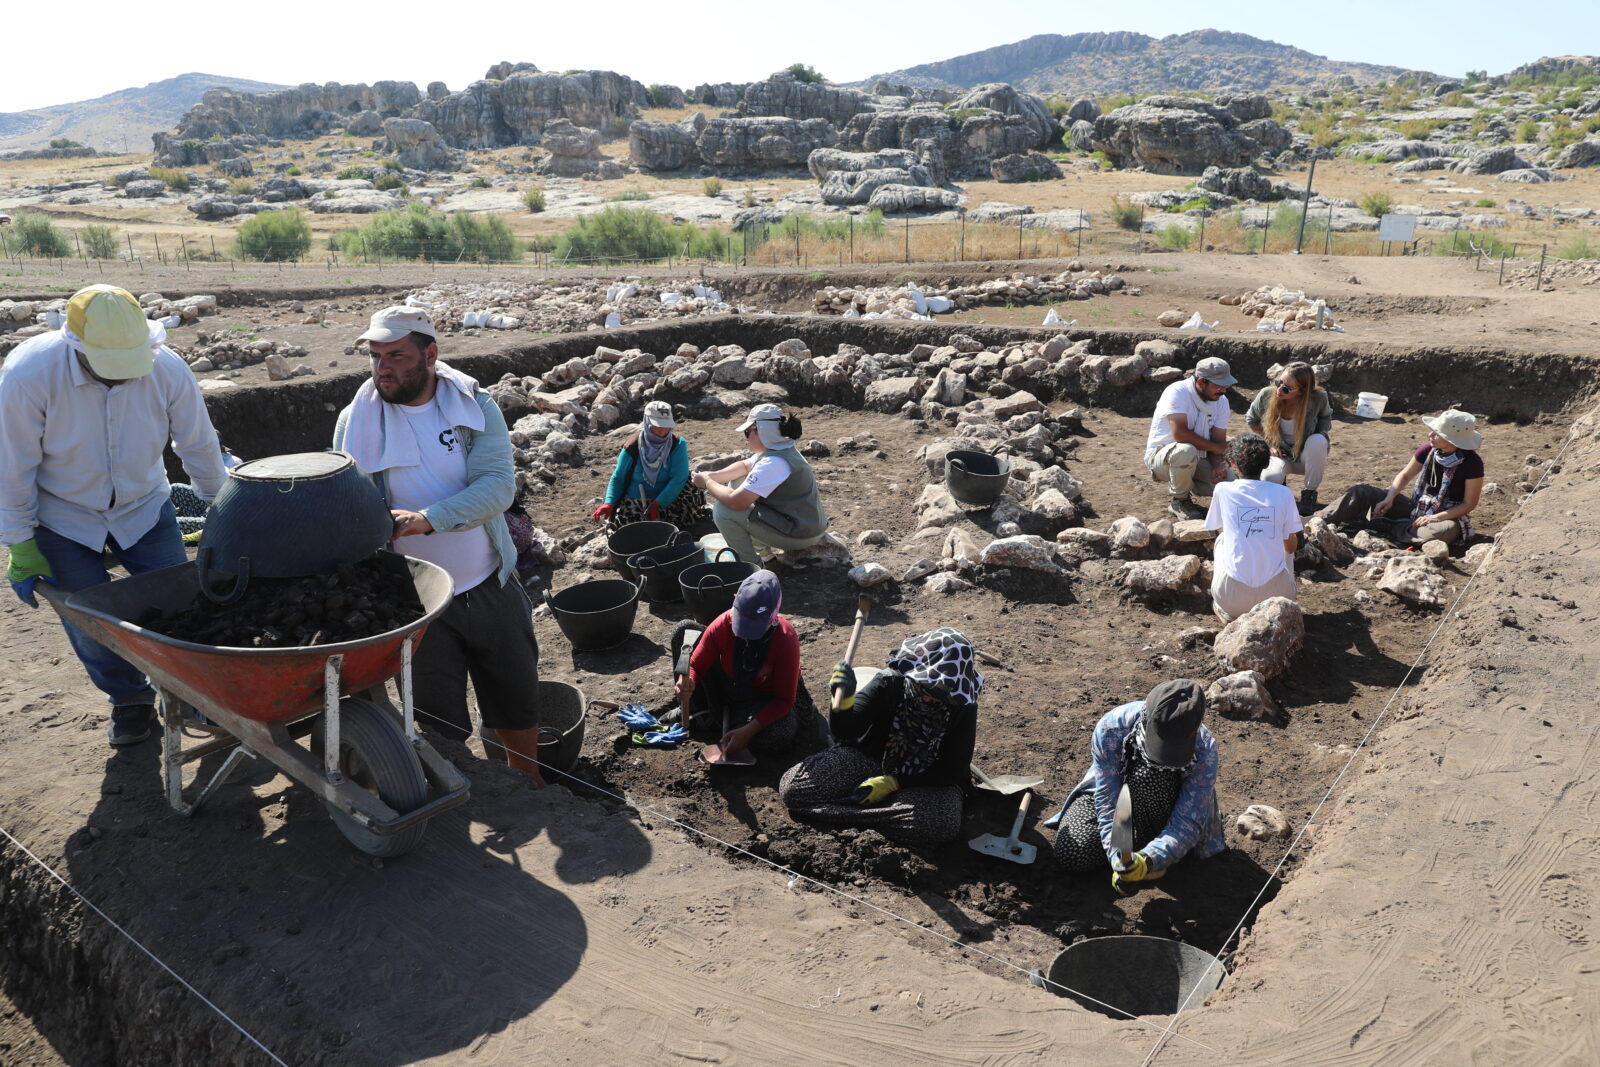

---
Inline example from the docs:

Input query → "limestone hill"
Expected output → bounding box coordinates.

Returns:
[0,73,284,154]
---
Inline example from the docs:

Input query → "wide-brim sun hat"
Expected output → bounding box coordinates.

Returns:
[66,285,156,379]
[1421,409,1483,451]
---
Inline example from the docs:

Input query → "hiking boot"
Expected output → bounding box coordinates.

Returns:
[1167,495,1205,521]
[107,703,155,746]
[1297,489,1319,516]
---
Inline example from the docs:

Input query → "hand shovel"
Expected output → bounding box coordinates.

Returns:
[969,789,1037,865]
[970,762,1044,795]
[1111,783,1134,867]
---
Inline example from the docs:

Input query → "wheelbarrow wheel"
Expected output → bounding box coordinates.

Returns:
[322,697,430,858]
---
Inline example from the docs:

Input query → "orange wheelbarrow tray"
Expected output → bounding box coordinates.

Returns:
[38,553,470,857]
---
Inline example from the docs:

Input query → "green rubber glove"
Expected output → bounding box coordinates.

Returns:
[852,774,900,806]
[7,539,54,608]
[1111,851,1151,896]
[828,660,856,710]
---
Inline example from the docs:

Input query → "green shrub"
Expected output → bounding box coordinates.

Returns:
[1166,196,1213,214]
[48,138,84,149]
[285,165,303,176]
[1108,195,1143,231]
[1099,93,1137,112]
[609,116,631,138]
[337,165,375,181]
[81,224,119,260]
[553,205,727,262]
[382,157,404,171]
[148,166,189,191]
[1396,118,1445,140]
[175,140,206,166]
[1556,235,1600,260]
[233,209,313,261]
[946,107,983,130]
[1156,225,1194,250]
[327,203,520,262]
[1517,119,1541,141]
[1466,230,1514,258]
[1359,192,1394,218]
[3,212,72,256]
[784,63,825,85]
[373,173,408,194]
[1045,99,1072,119]
[1475,197,1496,208]
[611,190,650,201]
[703,177,723,197]
[522,186,546,213]
[645,84,675,108]
[227,178,255,196]
[469,176,491,188]
[524,234,557,254]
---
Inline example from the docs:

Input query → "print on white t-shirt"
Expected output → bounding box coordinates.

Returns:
[1204,479,1303,589]
[385,398,498,594]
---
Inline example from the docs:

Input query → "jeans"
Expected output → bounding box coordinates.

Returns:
[33,499,187,707]
[1263,434,1330,491]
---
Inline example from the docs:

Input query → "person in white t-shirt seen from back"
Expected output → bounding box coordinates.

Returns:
[332,306,545,786]
[1143,356,1236,521]
[1204,433,1303,622]
[691,404,829,566]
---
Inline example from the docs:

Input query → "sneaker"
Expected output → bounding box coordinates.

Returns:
[107,704,155,746]
[1297,489,1319,516]
[1167,495,1205,521]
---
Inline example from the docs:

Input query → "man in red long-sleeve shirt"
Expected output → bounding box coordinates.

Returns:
[674,569,800,756]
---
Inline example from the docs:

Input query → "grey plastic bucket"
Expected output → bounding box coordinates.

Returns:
[944,449,1012,506]
[1045,936,1225,1017]
[536,681,587,775]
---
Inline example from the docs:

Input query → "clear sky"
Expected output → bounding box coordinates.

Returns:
[5,0,1597,114]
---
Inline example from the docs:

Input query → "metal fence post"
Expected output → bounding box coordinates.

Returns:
[1294,157,1317,254]
[903,217,909,263]
[1325,201,1334,254]
[1537,244,1548,288]
[1017,215,1023,259]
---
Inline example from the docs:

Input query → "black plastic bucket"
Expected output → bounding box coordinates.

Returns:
[607,521,680,581]
[545,578,641,651]
[628,541,705,603]
[536,680,587,775]
[679,549,756,624]
[1045,936,1225,1017]
[944,449,1013,507]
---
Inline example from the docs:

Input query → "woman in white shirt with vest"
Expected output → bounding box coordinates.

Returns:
[690,404,829,565]
[1205,433,1303,622]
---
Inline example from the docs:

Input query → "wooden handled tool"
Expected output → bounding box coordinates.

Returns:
[830,595,873,713]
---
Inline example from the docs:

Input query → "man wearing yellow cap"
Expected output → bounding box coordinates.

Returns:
[0,284,228,745]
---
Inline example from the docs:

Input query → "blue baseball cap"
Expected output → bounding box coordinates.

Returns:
[730,569,782,639]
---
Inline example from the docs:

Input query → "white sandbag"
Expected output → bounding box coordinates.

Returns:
[1042,308,1064,326]
[1256,318,1285,333]
[923,296,953,313]
[158,314,182,329]
[604,312,622,328]
[1180,312,1218,331]
[485,314,519,329]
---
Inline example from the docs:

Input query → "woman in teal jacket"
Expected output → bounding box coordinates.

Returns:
[591,401,704,531]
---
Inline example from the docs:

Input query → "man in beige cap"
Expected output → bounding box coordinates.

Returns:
[1143,357,1235,520]
[333,306,546,785]
[0,284,228,745]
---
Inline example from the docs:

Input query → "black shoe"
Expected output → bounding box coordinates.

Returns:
[1297,489,1319,516]
[107,704,155,746]
[1167,495,1206,521]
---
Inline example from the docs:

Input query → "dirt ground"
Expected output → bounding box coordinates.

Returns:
[1,251,1597,1062]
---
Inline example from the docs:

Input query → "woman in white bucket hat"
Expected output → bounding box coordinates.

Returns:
[1323,408,1485,547]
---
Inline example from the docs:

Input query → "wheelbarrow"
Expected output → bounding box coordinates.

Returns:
[38,552,469,859]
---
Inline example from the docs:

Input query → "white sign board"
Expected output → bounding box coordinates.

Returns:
[1378,213,1417,243]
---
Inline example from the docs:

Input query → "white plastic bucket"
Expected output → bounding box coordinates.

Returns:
[1356,392,1389,419]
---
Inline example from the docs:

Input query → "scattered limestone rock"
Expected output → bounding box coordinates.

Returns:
[1122,554,1201,594]
[1377,555,1446,607]
[848,562,895,587]
[924,572,973,595]
[1214,597,1303,678]
[1206,670,1284,724]
[1420,539,1451,564]
[1171,519,1216,543]
[901,558,940,583]
[942,528,983,572]
[980,535,1059,572]
[1462,543,1495,572]
[856,529,889,546]
[1157,308,1189,327]
[1110,515,1150,552]
[1235,803,1291,841]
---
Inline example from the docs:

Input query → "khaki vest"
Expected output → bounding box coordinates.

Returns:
[752,446,828,539]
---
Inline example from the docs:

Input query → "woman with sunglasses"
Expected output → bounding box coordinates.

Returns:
[690,403,829,565]
[1245,361,1333,516]
[1324,409,1485,547]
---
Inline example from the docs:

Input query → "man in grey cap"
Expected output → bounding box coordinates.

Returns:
[332,306,545,785]
[1143,357,1236,520]
[1045,679,1225,894]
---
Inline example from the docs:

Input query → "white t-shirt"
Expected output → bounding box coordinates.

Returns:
[384,398,497,594]
[739,451,794,498]
[1144,379,1231,467]
[1205,479,1303,588]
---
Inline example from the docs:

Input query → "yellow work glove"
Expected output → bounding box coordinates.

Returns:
[828,660,856,710]
[1111,852,1151,897]
[852,774,900,806]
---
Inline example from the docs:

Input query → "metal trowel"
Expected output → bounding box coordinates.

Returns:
[1111,783,1134,867]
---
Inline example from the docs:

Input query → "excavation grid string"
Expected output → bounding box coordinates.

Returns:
[1139,414,1586,1066]
[0,823,287,1066]
[439,706,1215,1052]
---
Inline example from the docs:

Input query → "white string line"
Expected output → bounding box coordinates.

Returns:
[430,706,1215,1051]
[1139,414,1586,1066]
[0,823,286,1067]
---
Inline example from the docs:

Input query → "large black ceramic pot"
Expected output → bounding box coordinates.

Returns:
[197,451,393,604]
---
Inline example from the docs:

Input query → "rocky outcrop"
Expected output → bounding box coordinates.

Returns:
[536,118,624,178]
[1196,164,1272,200]
[867,184,960,213]
[1553,139,1600,169]
[1454,144,1531,175]
[494,71,645,139]
[839,106,1043,179]
[1341,140,1444,162]
[990,151,1061,182]
[951,83,1055,147]
[346,110,384,136]
[1090,95,1289,174]
[384,118,463,171]
[695,117,837,170]
[688,83,744,108]
[807,145,943,185]
[629,112,706,170]
[484,61,540,81]
[740,72,875,125]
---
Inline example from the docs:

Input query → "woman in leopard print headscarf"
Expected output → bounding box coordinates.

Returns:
[779,627,983,845]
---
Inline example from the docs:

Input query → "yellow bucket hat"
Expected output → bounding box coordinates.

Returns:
[66,285,155,379]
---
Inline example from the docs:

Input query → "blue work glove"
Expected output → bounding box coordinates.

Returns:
[852,774,900,806]
[6,539,55,608]
[635,724,687,747]
[1112,852,1151,897]
[617,702,662,732]
[828,660,856,710]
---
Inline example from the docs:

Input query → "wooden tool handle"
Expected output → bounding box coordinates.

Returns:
[830,595,872,713]
[1005,790,1032,846]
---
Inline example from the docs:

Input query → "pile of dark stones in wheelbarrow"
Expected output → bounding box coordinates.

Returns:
[141,557,424,648]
